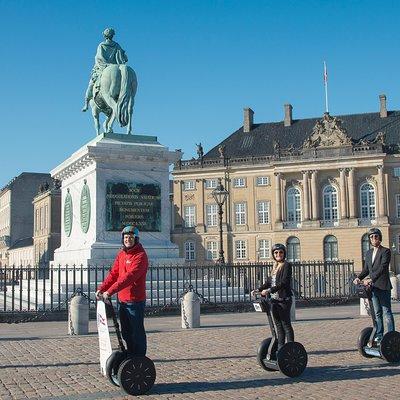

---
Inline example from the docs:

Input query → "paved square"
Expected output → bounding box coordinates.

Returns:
[0,303,399,399]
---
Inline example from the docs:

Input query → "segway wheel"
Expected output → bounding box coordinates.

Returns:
[257,338,277,371]
[105,350,127,386]
[357,327,374,358]
[380,331,400,363]
[118,356,156,396]
[276,342,308,378]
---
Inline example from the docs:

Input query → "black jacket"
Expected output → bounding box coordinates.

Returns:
[358,245,392,291]
[258,261,293,299]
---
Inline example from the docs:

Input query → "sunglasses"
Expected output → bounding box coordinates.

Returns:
[273,250,285,254]
[369,234,380,239]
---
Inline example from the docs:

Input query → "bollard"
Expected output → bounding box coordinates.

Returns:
[390,275,399,300]
[290,295,296,321]
[68,292,89,335]
[181,291,200,329]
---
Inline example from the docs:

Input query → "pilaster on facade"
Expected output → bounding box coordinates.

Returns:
[310,170,319,220]
[347,167,356,219]
[274,172,282,223]
[302,170,310,221]
[339,168,348,219]
[377,164,387,217]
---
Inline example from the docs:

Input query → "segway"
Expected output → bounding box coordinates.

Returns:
[356,283,400,363]
[97,300,156,395]
[253,294,307,377]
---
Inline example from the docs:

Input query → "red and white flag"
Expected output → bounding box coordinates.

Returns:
[323,61,328,84]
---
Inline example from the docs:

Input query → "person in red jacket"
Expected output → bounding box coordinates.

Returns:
[96,225,149,356]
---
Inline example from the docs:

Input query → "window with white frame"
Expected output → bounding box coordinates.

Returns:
[183,205,196,227]
[360,183,376,220]
[235,202,247,225]
[394,167,400,177]
[206,204,218,226]
[206,241,218,260]
[183,180,195,191]
[258,239,270,259]
[184,241,196,261]
[257,201,270,224]
[205,179,217,189]
[323,185,338,221]
[361,233,372,261]
[396,194,400,218]
[256,176,270,186]
[44,205,49,229]
[287,187,301,222]
[235,240,247,259]
[287,236,301,262]
[323,235,338,261]
[233,177,246,188]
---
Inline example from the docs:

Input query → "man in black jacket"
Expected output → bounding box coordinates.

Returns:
[353,228,395,343]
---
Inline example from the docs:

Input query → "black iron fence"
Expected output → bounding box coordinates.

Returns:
[0,260,356,316]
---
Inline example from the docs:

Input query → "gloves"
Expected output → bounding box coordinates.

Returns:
[95,290,103,300]
[102,291,111,303]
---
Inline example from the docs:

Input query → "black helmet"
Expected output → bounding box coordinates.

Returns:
[368,228,382,241]
[271,243,286,260]
[121,225,139,245]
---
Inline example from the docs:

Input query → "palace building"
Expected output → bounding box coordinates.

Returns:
[171,95,400,272]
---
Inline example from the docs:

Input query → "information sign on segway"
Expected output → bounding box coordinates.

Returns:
[355,284,400,363]
[96,300,156,395]
[253,294,308,377]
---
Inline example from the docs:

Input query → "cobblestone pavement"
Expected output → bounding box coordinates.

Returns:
[1,303,400,400]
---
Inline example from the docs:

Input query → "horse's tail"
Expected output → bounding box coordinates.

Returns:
[117,65,137,127]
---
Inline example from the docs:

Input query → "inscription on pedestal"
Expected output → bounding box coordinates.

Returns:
[64,189,73,237]
[80,181,91,233]
[106,182,161,231]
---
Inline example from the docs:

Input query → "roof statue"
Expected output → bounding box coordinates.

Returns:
[82,28,137,135]
[302,113,352,149]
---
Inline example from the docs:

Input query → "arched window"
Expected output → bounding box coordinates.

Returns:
[323,185,338,222]
[361,233,371,261]
[360,183,376,220]
[286,236,300,262]
[323,235,338,261]
[287,187,301,223]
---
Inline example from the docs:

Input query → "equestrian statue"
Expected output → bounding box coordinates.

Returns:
[82,28,137,135]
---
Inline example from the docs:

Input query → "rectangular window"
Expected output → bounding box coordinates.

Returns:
[184,205,196,227]
[257,201,270,224]
[184,241,196,261]
[205,179,217,189]
[256,176,270,186]
[396,194,400,218]
[206,204,218,226]
[394,167,400,177]
[235,203,247,225]
[258,239,270,259]
[233,177,246,188]
[235,240,247,259]
[206,241,218,260]
[183,180,195,191]
[35,209,39,232]
[44,205,49,229]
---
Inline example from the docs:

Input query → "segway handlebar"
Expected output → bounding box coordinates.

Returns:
[354,283,373,299]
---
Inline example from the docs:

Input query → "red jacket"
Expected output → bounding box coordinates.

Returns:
[98,243,148,302]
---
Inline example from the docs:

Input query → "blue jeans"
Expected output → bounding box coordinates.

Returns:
[371,287,395,340]
[119,301,147,357]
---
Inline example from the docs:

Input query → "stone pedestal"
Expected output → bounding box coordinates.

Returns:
[51,132,183,268]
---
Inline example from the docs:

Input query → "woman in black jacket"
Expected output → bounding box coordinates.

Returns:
[253,243,294,350]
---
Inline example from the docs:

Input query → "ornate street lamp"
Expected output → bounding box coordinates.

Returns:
[212,178,229,264]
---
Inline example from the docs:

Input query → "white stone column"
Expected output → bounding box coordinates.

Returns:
[311,170,318,220]
[274,172,282,223]
[302,171,310,221]
[377,165,386,217]
[347,167,356,218]
[339,168,348,219]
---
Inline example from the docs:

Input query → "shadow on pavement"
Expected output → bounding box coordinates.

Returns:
[150,364,400,394]
[0,361,98,369]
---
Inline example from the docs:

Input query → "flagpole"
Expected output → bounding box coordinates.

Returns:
[324,61,329,113]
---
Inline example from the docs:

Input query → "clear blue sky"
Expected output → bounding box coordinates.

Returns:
[1,0,399,187]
